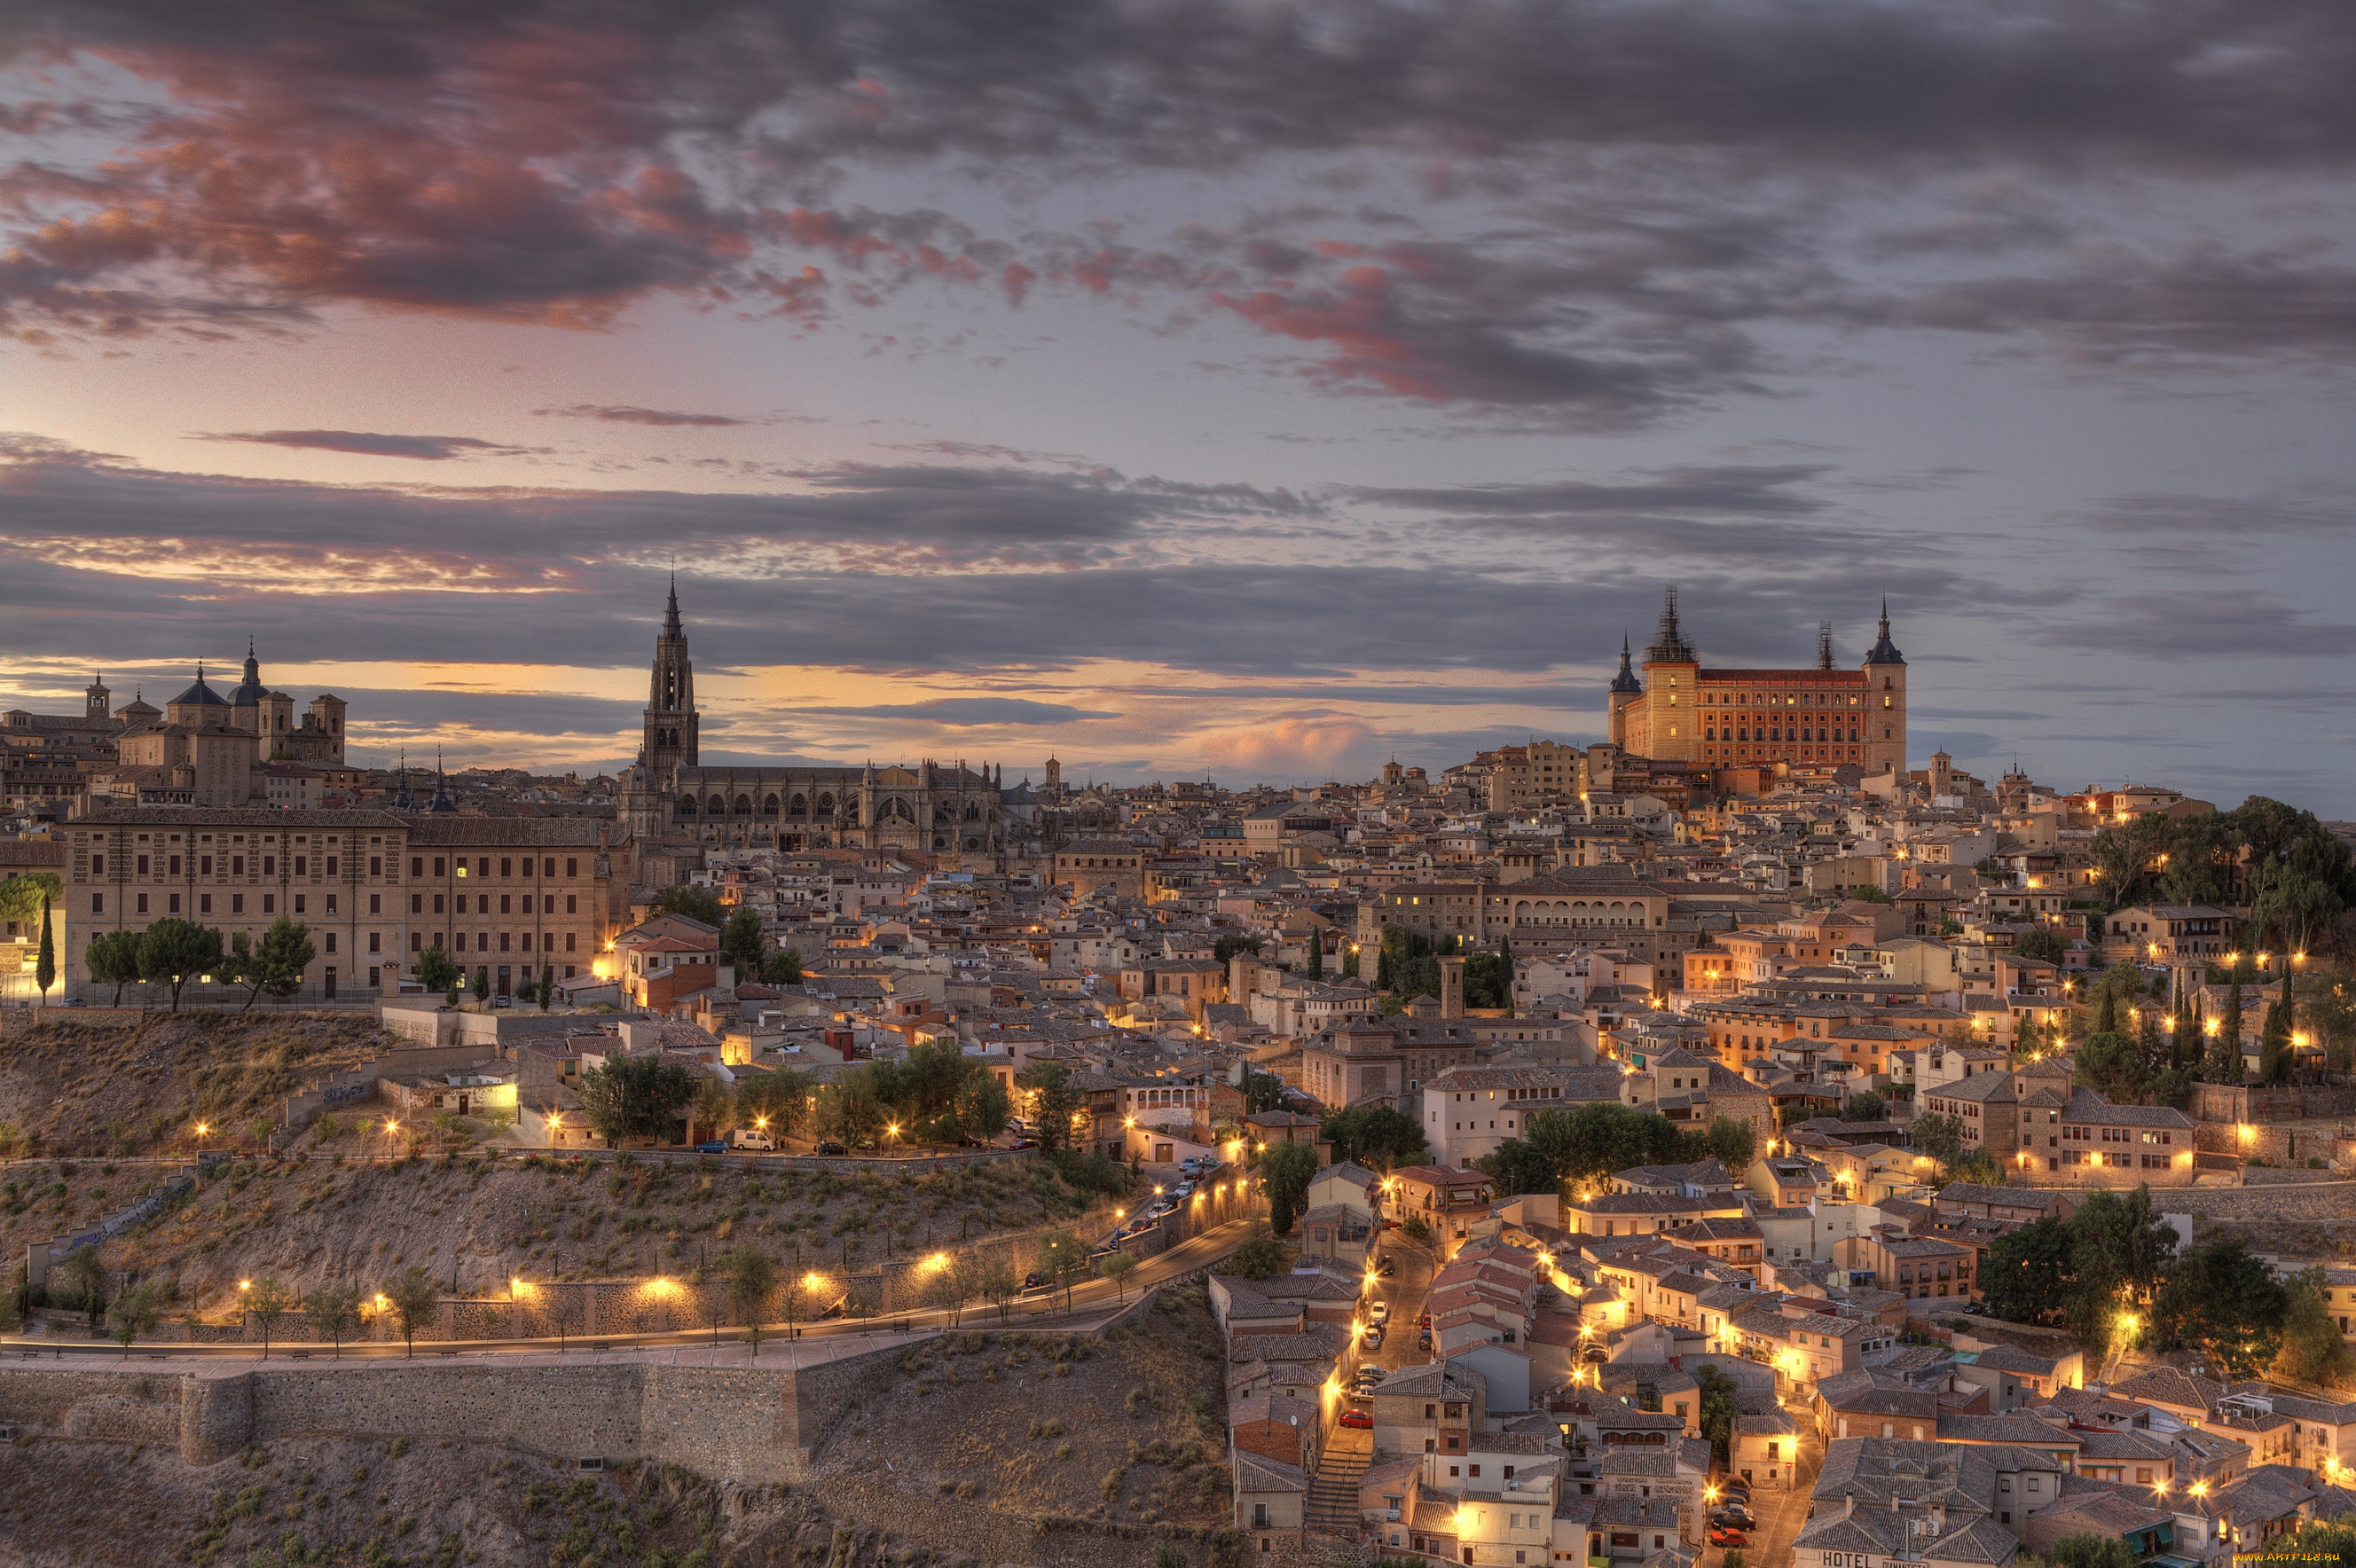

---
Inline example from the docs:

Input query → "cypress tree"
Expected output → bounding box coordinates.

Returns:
[2217,978,2245,1081]
[2259,995,2288,1085]
[2094,984,2119,1037]
[33,895,54,1003]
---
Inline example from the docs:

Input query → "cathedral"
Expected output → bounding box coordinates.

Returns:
[618,582,1005,856]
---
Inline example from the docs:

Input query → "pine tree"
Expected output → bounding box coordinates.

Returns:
[2138,1003,2163,1079]
[2211,978,2245,1082]
[2093,984,2119,1037]
[2259,995,2288,1085]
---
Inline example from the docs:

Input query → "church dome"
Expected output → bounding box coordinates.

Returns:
[170,669,228,708]
[227,642,268,708]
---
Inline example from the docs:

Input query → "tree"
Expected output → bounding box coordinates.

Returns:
[1099,1250,1139,1300]
[225,916,314,1011]
[1912,1112,1967,1175]
[539,964,555,1012]
[1695,1363,1739,1468]
[135,918,223,1012]
[1260,1140,1319,1234]
[737,1066,815,1139]
[1227,1225,1288,1280]
[2016,926,2067,964]
[1213,933,1264,965]
[2046,1535,2139,1568]
[953,1068,1012,1142]
[1842,1092,1885,1123]
[384,1266,440,1358]
[471,966,490,1004]
[1306,935,1323,981]
[2260,994,2290,1086]
[976,1250,1022,1323]
[1950,1148,2008,1189]
[1526,1101,1691,1186]
[574,1053,699,1144]
[2154,1236,2286,1380]
[301,1284,363,1361]
[1704,1116,1756,1176]
[1319,1106,1428,1170]
[84,929,142,1007]
[2208,975,2246,1083]
[1848,884,1893,904]
[761,948,803,985]
[106,1280,167,1350]
[54,1244,106,1325]
[0,869,61,927]
[1037,1230,1091,1311]
[690,1076,738,1145]
[34,895,55,1003]
[1241,1067,1288,1114]
[2273,1519,2356,1568]
[721,907,766,977]
[813,1066,887,1148]
[920,1253,971,1325]
[1476,1140,1559,1198]
[1982,1215,2072,1325]
[246,1275,292,1361]
[1016,1059,1085,1151]
[650,882,726,928]
[416,945,461,998]
[2066,1186,2176,1362]
[1462,945,1514,1009]
[2075,1031,2147,1098]
[2278,1267,2356,1389]
[721,1247,776,1356]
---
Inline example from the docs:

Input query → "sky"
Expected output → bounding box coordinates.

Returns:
[3,1,2354,810]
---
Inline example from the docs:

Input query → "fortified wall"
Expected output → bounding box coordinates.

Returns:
[0,1339,908,1483]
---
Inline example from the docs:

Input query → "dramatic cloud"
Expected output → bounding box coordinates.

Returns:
[195,429,531,460]
[536,405,752,427]
[803,697,1120,725]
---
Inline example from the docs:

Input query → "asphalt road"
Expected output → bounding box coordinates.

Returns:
[0,1216,1258,1365]
[1725,1403,1821,1566]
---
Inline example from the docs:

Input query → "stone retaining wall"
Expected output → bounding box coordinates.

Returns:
[0,1338,912,1482]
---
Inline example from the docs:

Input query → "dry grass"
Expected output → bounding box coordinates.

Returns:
[816,1285,1232,1529]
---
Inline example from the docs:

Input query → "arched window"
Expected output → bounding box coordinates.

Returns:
[763,794,780,816]
[734,794,752,816]
[708,795,726,816]
[935,803,956,825]
[788,794,808,816]
[964,801,981,821]
[676,794,696,817]
[816,793,835,815]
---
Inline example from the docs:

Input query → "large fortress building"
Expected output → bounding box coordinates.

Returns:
[617,581,1003,857]
[1606,589,1907,775]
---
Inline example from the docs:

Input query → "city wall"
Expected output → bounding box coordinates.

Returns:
[0,1338,911,1484]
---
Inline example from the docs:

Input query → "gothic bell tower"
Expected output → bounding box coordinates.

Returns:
[642,575,699,773]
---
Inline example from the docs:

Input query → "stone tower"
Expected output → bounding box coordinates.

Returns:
[1639,587,1701,762]
[84,674,109,721]
[1606,634,1642,749]
[1863,599,1908,777]
[642,575,699,772]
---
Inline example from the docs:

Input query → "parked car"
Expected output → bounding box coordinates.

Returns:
[1353,1364,1385,1386]
[1417,1328,1432,1350]
[1338,1408,1373,1430]
[1714,1485,1752,1509]
[1361,1324,1385,1348]
[1709,1508,1756,1531]
[694,1140,728,1154]
[1372,1254,1396,1276]
[813,1140,848,1156]
[1961,1300,1984,1315]
[1708,1527,1748,1549]
[1418,1312,1431,1329]
[1023,1271,1049,1290]
[1581,1345,1609,1363]
[1009,1137,1039,1150]
[1367,1301,1391,1325]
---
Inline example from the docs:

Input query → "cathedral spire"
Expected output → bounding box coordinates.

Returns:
[1644,587,1696,665]
[1609,632,1642,694]
[1866,598,1904,665]
[664,573,683,637]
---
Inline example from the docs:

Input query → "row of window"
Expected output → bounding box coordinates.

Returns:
[88,852,588,882]
[95,889,587,921]
[1706,726,1861,743]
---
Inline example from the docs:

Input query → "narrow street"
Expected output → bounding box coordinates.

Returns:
[1726,1406,1821,1567]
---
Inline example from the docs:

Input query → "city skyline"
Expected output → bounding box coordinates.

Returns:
[5,2,2354,808]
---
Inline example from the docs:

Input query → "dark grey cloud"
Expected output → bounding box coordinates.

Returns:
[802,697,1120,725]
[2031,590,2356,661]
[535,405,754,427]
[195,429,531,460]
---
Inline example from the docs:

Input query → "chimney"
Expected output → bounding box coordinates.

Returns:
[1440,955,1466,1019]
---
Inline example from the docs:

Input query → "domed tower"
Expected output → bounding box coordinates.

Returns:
[227,639,269,735]
[1862,598,1908,777]
[1606,633,1642,749]
[1639,587,1701,761]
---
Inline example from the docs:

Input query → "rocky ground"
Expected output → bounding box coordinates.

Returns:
[816,1287,1232,1529]
[0,1429,1046,1568]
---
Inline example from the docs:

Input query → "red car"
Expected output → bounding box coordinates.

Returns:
[1707,1527,1748,1549]
[1338,1408,1373,1429]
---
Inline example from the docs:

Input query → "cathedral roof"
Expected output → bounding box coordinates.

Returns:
[169,668,229,708]
[1866,600,1905,665]
[227,641,268,708]
[1610,633,1643,695]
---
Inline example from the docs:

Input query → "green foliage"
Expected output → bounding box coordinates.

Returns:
[2016,926,2067,964]
[1016,1059,1085,1151]
[1525,1100,1694,1186]
[2207,976,2247,1082]
[1260,1140,1319,1234]
[1213,933,1264,965]
[2074,1030,2148,1098]
[721,907,765,977]
[1982,1215,2072,1325]
[1401,1214,1429,1241]
[2274,1516,2356,1568]
[2065,1186,2177,1362]
[721,1246,775,1326]
[1227,1225,1288,1280]
[760,948,803,985]
[1241,1067,1288,1114]
[84,928,142,1005]
[2260,993,2293,1085]
[384,1266,440,1356]
[1037,1230,1092,1304]
[813,1064,887,1147]
[2278,1267,2356,1388]
[136,916,222,1011]
[1841,1091,1886,1122]
[1695,1363,1739,1468]
[2046,1533,2139,1568]
[574,1053,699,1143]
[106,1280,167,1348]
[1847,884,1893,903]
[650,882,726,928]
[1379,925,1442,1000]
[1098,1250,1139,1297]
[245,1275,292,1358]
[414,945,461,996]
[226,916,315,1012]
[1462,943,1514,1009]
[2153,1235,2286,1380]
[1319,1106,1428,1170]
[1475,1140,1559,1198]
[0,871,62,925]
[1704,1115,1756,1175]
[55,1244,106,1319]
[471,966,490,1003]
[300,1284,363,1360]
[1912,1111,1966,1174]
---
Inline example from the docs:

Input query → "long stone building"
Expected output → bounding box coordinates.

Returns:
[1606,588,1908,775]
[617,581,1005,864]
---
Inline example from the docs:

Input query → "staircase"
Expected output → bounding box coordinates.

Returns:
[1307,1432,1375,1536]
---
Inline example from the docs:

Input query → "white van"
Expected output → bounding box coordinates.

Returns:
[730,1129,777,1152]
